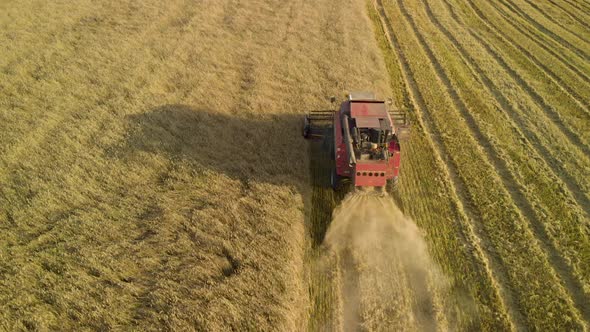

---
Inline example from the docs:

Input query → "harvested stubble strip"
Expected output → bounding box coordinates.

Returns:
[368,2,513,330]
[380,0,585,329]
[446,0,590,147]
[514,0,590,44]
[544,0,590,29]
[424,0,590,207]
[463,0,590,89]
[413,0,590,306]
[492,0,590,65]
[500,0,590,59]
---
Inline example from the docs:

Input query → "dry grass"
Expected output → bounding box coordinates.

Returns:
[2,0,588,330]
[0,0,389,330]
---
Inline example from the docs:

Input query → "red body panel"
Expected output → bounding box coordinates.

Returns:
[350,102,388,118]
[334,101,401,187]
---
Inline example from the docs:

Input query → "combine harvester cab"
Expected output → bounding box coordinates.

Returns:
[304,92,409,190]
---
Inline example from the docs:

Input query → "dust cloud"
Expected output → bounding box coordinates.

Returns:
[325,190,445,331]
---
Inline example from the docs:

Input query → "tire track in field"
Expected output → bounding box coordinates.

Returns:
[547,0,590,31]
[372,0,524,329]
[466,0,590,87]
[458,0,590,109]
[499,0,590,61]
[396,0,588,326]
[307,138,339,331]
[518,0,590,44]
[420,0,590,319]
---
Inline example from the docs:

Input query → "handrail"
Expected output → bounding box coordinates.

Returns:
[342,114,357,165]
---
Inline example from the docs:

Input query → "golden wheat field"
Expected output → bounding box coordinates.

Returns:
[1,0,589,330]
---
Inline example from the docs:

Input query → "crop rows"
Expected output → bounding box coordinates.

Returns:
[370,0,590,329]
[369,2,513,330]
[416,0,590,305]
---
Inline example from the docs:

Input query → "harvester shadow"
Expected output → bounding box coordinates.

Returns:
[126,104,306,188]
[125,104,338,246]
[120,105,350,327]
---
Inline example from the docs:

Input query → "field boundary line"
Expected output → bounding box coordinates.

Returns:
[420,0,590,320]
[372,0,523,329]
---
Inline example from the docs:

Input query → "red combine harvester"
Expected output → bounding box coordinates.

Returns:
[303,92,409,190]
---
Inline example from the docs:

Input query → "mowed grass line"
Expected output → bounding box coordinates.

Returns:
[446,0,590,145]
[370,1,516,330]
[516,0,590,44]
[548,0,590,29]
[559,0,590,15]
[467,0,590,86]
[418,0,590,312]
[500,0,590,60]
[380,0,586,329]
[422,0,590,210]
[494,0,590,64]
